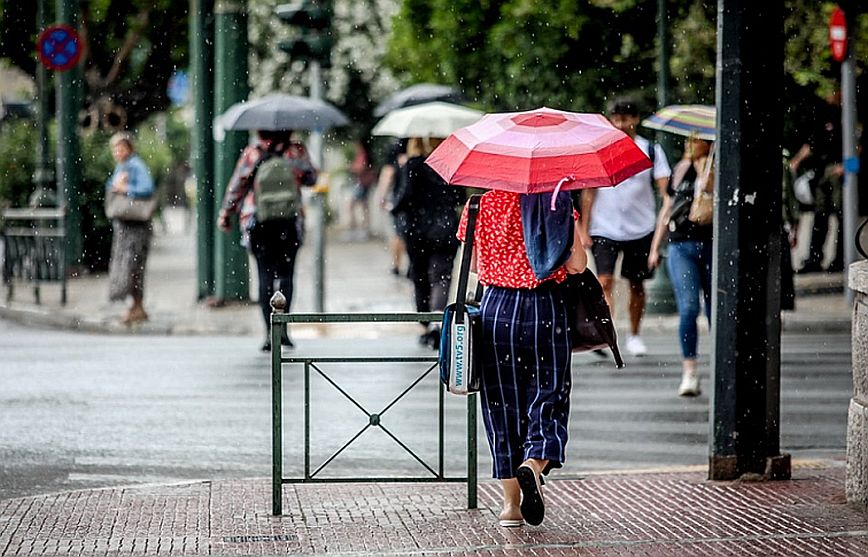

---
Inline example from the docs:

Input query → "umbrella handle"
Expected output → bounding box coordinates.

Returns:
[551,176,576,211]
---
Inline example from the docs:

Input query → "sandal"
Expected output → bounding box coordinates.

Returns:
[498,518,523,528]
[516,465,545,526]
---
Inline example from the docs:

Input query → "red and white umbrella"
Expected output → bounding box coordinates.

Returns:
[426,107,651,196]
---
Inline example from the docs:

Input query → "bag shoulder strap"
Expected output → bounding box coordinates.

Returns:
[455,194,482,322]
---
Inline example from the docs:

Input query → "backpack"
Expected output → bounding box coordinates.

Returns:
[252,151,300,222]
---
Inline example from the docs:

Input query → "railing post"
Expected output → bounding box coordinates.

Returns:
[467,393,477,509]
[270,292,286,516]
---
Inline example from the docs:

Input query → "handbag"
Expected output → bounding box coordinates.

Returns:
[688,150,715,225]
[439,194,483,395]
[562,269,625,368]
[105,191,157,222]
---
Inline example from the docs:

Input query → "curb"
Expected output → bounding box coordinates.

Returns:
[1,302,851,336]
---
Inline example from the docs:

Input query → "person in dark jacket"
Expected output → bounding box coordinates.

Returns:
[392,136,465,348]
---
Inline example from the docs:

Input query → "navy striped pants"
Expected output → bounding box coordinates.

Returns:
[479,284,572,479]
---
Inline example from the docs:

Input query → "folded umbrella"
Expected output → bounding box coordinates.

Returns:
[425,107,652,195]
[642,104,716,140]
[372,101,483,139]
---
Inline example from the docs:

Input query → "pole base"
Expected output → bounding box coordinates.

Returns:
[709,453,792,481]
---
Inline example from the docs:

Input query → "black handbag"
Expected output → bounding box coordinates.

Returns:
[438,194,483,395]
[562,269,624,368]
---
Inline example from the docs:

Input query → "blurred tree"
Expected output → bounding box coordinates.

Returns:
[0,0,188,128]
[248,0,400,137]
[79,0,188,127]
[386,0,683,112]
[386,0,865,150]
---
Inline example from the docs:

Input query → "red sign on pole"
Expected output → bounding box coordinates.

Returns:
[829,7,848,63]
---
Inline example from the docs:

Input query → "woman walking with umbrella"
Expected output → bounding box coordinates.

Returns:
[428,108,651,527]
[643,106,716,397]
[648,134,715,397]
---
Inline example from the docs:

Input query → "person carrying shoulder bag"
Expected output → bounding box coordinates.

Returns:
[649,136,715,397]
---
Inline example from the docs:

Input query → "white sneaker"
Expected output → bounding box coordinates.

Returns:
[677,372,702,397]
[626,335,648,356]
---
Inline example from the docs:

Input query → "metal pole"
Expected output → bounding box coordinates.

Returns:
[55,0,82,267]
[841,12,860,303]
[33,0,55,206]
[190,0,216,299]
[646,0,677,315]
[709,0,790,481]
[271,311,283,516]
[309,60,326,312]
[656,0,670,109]
[213,0,250,301]
[467,393,477,509]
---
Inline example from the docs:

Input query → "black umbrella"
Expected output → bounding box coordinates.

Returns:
[373,83,464,117]
[216,93,349,134]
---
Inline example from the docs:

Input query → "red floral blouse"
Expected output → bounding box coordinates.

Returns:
[457,190,574,289]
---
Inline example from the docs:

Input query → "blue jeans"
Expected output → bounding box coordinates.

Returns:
[666,240,712,359]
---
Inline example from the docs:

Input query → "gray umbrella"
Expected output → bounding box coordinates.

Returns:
[217,93,349,132]
[373,83,464,117]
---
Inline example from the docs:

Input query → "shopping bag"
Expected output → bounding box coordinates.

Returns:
[562,269,624,368]
[105,191,157,222]
[438,194,483,395]
[439,303,482,395]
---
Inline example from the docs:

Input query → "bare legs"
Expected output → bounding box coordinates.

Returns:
[122,294,148,324]
[499,458,549,526]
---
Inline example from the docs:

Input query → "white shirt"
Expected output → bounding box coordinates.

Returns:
[588,135,671,241]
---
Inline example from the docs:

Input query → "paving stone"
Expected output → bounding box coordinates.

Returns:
[1,463,867,555]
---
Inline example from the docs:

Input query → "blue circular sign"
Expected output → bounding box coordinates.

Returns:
[37,25,82,72]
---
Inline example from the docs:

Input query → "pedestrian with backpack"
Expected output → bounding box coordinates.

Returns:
[218,129,318,351]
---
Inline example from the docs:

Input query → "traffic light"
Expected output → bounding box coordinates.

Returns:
[275,1,333,68]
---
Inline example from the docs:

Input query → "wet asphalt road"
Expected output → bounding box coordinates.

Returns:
[0,319,851,500]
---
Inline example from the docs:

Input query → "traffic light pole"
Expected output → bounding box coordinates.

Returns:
[213,0,250,302]
[190,0,216,299]
[309,60,326,312]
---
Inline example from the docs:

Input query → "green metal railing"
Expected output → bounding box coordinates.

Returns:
[1,208,67,305]
[269,293,477,516]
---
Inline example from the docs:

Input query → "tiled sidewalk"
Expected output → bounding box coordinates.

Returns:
[2,462,866,556]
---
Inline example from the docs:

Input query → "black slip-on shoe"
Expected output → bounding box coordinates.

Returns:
[516,465,545,526]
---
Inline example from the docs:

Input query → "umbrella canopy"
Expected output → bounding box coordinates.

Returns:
[425,107,652,194]
[373,83,464,117]
[642,104,716,140]
[216,93,349,134]
[371,101,483,138]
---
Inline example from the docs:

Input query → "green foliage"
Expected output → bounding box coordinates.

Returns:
[785,1,868,99]
[0,120,37,209]
[387,0,667,113]
[0,110,187,270]
[669,1,716,104]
